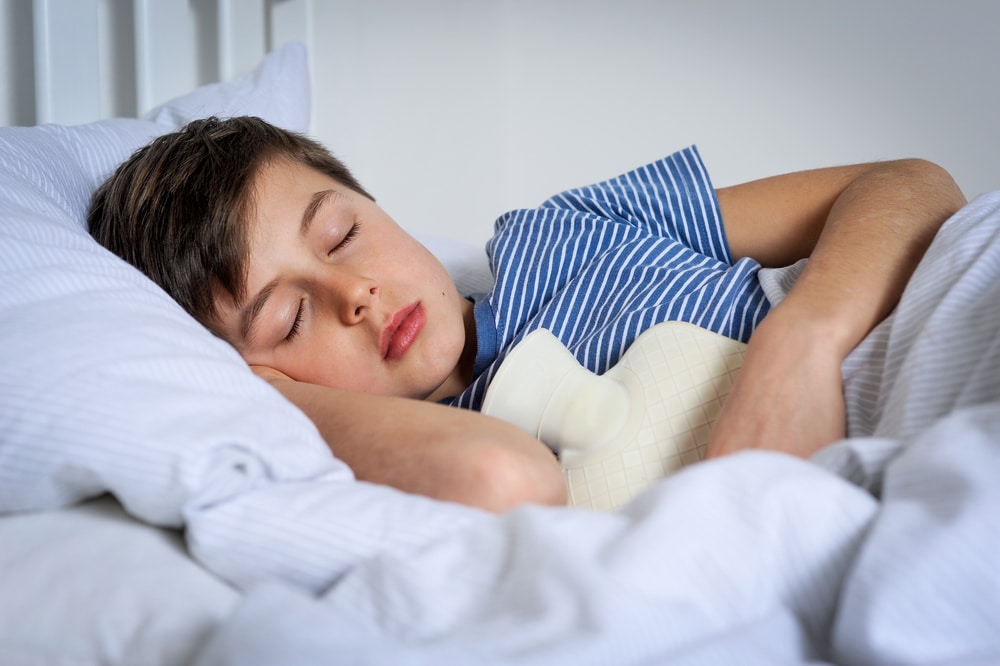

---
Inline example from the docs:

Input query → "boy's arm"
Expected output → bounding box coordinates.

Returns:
[254,367,567,512]
[708,159,967,458]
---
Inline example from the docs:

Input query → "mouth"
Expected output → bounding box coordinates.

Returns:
[382,302,426,361]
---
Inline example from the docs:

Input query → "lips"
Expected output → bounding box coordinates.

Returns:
[382,303,426,361]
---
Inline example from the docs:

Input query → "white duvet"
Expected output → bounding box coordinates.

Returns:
[186,194,1000,664]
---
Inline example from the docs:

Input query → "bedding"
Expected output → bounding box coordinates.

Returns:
[2,42,999,665]
[0,495,238,664]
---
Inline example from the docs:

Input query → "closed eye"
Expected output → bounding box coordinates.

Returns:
[331,222,360,254]
[285,299,305,342]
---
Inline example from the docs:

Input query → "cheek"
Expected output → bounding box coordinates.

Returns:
[391,234,449,276]
[294,337,381,393]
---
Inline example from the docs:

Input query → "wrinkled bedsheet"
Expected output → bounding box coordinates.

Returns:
[192,192,1000,665]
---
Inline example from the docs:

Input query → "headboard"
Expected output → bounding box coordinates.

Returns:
[6,0,312,127]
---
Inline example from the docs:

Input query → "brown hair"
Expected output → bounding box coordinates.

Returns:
[87,116,372,332]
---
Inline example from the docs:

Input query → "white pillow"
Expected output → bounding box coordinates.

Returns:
[0,42,348,525]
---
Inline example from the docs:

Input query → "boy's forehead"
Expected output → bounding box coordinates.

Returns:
[250,161,345,233]
[257,156,328,187]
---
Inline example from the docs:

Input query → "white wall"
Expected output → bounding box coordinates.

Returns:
[4,0,997,246]
[310,0,1000,245]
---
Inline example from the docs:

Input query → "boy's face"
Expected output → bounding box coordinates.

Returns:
[213,158,474,401]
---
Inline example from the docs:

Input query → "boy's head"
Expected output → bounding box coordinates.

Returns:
[88,116,371,329]
[89,117,474,401]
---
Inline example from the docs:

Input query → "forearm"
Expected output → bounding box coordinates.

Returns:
[708,159,965,459]
[773,159,966,355]
[268,377,567,512]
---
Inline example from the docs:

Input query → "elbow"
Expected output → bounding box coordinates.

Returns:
[443,440,568,513]
[891,158,968,221]
[480,443,568,512]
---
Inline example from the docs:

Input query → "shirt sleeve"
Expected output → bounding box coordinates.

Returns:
[538,146,733,265]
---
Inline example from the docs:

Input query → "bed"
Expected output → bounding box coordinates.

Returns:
[2,4,1000,665]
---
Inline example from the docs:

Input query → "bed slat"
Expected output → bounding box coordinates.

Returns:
[269,0,313,55]
[133,0,202,116]
[32,0,102,125]
[219,0,267,81]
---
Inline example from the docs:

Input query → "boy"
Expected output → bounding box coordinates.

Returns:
[88,116,966,511]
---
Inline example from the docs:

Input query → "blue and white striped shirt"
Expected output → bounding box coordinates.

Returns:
[450,146,771,410]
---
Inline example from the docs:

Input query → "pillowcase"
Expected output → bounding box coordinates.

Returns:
[0,41,350,526]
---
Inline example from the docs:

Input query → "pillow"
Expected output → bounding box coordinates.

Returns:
[0,41,349,526]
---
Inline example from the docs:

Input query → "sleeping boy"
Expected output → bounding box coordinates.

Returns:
[87,116,966,512]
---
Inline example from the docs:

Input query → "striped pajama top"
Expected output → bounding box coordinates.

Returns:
[449,146,771,411]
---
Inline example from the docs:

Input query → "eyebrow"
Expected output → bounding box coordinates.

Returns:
[239,279,279,345]
[300,189,335,237]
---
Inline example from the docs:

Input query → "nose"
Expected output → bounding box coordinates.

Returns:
[319,268,377,325]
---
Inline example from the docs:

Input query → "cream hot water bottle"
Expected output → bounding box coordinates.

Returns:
[481,322,746,510]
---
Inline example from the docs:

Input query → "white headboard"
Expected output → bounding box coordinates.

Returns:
[6,0,311,127]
